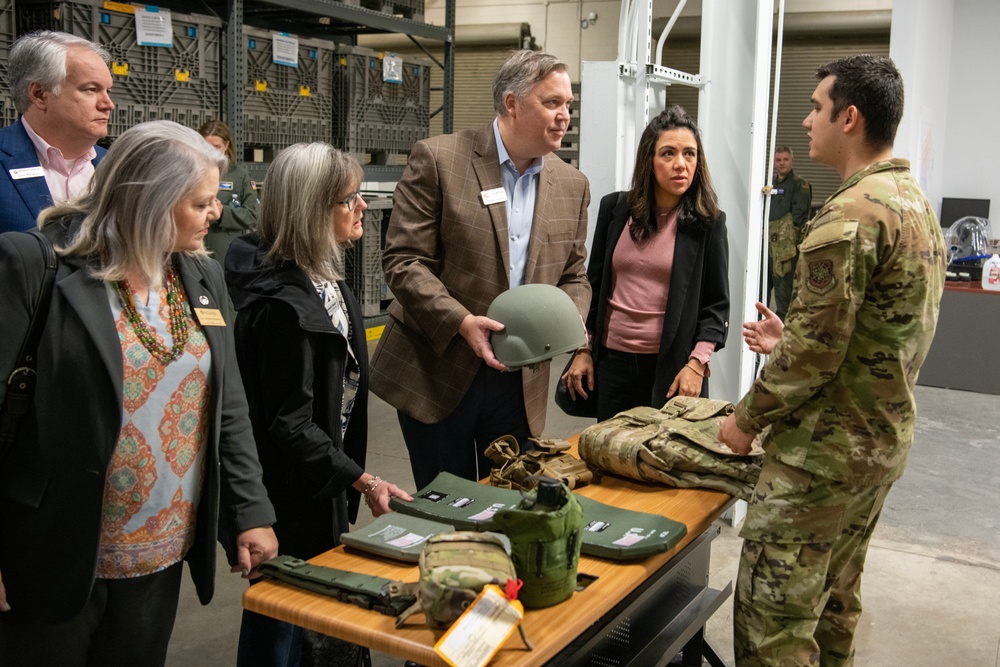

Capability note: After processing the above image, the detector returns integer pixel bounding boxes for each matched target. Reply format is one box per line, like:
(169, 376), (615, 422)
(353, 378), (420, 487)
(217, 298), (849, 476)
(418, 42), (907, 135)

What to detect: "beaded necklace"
(113, 263), (190, 365)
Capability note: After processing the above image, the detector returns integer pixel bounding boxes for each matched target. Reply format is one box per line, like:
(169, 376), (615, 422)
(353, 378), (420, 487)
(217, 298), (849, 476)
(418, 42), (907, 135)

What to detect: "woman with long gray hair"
(225, 143), (412, 666)
(0, 120), (278, 666)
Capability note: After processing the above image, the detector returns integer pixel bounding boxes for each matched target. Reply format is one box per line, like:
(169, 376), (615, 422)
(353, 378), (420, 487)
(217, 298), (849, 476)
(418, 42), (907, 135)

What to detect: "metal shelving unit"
(215, 0), (454, 178)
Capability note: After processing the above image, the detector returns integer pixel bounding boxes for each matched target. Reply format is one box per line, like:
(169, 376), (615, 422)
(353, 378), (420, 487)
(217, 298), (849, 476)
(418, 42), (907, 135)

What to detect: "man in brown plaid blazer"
(369, 50), (591, 489)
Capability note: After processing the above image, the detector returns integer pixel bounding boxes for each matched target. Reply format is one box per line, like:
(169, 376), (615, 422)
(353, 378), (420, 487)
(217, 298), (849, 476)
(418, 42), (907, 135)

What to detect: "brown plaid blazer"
(369, 123), (591, 435)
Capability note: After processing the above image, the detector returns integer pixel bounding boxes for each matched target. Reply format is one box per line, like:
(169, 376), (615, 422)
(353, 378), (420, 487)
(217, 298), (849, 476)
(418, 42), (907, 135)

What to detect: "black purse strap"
(0, 230), (58, 455)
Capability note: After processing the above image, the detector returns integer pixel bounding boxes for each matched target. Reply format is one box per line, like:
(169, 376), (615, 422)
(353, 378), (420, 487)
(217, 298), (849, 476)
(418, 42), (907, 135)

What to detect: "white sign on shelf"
(135, 7), (173, 48)
(383, 53), (402, 84)
(272, 32), (299, 68)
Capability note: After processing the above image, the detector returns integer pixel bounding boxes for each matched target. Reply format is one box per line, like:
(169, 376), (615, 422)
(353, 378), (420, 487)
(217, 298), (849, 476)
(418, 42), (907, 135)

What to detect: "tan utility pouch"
(486, 436), (593, 491)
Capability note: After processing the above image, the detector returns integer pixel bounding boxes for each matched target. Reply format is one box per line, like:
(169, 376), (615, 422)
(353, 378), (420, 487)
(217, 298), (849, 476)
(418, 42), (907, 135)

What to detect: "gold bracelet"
(684, 362), (705, 377)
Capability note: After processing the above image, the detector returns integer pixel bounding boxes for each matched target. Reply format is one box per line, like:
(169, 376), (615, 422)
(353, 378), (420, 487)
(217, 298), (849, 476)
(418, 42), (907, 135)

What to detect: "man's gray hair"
(775, 145), (794, 158)
(40, 120), (227, 288)
(9, 31), (111, 113)
(492, 50), (567, 116)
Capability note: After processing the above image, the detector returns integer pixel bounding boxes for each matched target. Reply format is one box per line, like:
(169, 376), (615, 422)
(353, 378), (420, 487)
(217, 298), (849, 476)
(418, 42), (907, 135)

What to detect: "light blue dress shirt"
(493, 119), (543, 288)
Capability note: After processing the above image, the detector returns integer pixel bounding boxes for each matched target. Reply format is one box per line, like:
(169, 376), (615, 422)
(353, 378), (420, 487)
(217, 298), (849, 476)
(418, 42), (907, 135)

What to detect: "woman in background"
(226, 143), (411, 666)
(0, 120), (277, 667)
(198, 120), (260, 263)
(562, 105), (730, 420)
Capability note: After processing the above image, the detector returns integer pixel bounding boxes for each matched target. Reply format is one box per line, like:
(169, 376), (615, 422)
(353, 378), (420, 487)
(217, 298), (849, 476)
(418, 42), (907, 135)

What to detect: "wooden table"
(244, 470), (734, 666)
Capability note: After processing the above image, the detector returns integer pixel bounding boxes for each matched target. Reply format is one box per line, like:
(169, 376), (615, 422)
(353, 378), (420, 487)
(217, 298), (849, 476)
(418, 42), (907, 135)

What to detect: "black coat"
(225, 234), (368, 560)
(0, 220), (275, 623)
(587, 191), (730, 405)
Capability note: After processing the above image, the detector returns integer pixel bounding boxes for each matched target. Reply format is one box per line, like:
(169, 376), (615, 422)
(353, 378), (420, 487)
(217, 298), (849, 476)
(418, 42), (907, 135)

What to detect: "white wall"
(940, 0), (1000, 226)
(890, 0), (955, 219)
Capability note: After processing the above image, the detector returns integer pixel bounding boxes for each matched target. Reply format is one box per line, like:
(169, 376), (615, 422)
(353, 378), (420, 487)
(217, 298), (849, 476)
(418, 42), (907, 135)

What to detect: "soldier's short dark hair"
(817, 55), (903, 151)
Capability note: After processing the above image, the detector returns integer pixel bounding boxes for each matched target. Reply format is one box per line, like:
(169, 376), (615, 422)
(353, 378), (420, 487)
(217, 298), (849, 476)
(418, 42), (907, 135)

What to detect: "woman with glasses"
(224, 143), (412, 666)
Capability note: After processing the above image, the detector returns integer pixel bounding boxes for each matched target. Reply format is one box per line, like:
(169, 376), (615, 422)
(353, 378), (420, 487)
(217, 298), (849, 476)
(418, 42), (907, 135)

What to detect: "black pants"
(595, 348), (660, 422)
(0, 561), (183, 667)
(399, 363), (530, 489)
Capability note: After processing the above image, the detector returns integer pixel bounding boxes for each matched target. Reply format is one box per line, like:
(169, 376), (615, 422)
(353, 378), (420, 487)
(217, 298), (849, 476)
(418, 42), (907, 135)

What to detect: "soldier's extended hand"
(561, 349), (594, 400)
(718, 413), (755, 455)
(744, 301), (784, 355)
(0, 567), (9, 612)
(459, 314), (509, 371)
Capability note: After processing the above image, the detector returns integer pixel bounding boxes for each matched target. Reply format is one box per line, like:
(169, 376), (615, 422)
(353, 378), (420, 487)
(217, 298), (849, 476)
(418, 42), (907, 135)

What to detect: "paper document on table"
(434, 584), (524, 667)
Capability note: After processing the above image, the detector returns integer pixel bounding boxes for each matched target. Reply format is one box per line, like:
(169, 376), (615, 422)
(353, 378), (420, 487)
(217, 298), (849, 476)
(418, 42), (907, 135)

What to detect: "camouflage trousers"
(734, 456), (892, 667)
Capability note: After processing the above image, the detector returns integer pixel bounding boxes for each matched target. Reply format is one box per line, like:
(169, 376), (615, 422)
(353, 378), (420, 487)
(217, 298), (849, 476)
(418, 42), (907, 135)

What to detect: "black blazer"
(225, 234), (369, 560)
(0, 221), (276, 623)
(586, 191), (730, 405)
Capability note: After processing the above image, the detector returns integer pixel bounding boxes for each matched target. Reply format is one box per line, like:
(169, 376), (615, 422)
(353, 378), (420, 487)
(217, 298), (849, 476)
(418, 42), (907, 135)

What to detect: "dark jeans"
(0, 561), (183, 667)
(237, 592), (303, 667)
(595, 348), (660, 422)
(399, 362), (530, 489)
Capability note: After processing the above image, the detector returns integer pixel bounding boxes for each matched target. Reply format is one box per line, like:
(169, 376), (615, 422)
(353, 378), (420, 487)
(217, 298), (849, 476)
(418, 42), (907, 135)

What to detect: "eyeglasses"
(338, 191), (364, 211)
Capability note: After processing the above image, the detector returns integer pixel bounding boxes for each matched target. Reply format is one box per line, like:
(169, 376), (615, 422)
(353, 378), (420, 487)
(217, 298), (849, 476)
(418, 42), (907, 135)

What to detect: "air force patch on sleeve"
(807, 259), (836, 294)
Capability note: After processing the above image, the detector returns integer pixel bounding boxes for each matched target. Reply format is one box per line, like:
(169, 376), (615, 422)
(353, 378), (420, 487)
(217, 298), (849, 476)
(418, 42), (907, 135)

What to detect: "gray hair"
(492, 50), (568, 116)
(9, 31), (111, 114)
(775, 146), (794, 158)
(257, 142), (364, 282)
(39, 120), (227, 288)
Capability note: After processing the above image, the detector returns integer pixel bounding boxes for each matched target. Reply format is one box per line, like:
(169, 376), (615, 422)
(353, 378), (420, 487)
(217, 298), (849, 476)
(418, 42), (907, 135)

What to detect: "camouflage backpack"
(578, 396), (765, 499)
(769, 212), (801, 276)
(392, 532), (526, 634)
(486, 436), (593, 491)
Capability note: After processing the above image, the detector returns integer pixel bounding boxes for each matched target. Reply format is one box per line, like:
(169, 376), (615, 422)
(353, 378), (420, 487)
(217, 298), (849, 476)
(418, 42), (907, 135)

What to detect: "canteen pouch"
(486, 435), (593, 491)
(492, 479), (584, 609)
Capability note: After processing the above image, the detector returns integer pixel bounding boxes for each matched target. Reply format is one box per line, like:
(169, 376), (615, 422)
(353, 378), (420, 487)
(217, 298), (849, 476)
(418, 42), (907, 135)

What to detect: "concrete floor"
(166, 352), (1000, 666)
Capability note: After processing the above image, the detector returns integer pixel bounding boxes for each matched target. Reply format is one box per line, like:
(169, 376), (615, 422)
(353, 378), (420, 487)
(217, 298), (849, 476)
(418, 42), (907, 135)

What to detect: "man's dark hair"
(817, 54), (903, 151)
(626, 105), (720, 242)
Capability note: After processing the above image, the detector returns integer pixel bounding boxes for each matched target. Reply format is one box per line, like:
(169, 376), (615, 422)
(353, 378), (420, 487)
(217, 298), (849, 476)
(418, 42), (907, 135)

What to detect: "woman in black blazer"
(0, 121), (277, 667)
(563, 106), (730, 420)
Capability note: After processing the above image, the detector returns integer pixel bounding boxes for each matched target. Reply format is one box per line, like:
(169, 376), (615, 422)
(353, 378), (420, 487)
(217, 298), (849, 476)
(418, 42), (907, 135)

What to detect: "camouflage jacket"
(735, 159), (946, 485)
(768, 170), (812, 228)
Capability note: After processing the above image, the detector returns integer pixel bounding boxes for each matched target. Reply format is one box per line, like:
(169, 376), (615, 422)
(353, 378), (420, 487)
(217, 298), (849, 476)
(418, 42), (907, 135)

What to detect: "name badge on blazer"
(194, 308), (226, 326)
(773, 188), (785, 195)
(9, 166), (45, 180)
(480, 187), (507, 206)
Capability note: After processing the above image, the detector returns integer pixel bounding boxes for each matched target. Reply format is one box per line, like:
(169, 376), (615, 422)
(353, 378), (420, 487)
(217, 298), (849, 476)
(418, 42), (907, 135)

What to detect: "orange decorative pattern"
(102, 421), (158, 536)
(159, 368), (210, 478)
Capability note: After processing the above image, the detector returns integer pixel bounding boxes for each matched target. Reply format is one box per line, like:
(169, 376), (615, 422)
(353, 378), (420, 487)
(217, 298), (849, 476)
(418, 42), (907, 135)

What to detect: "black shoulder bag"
(0, 231), (58, 460)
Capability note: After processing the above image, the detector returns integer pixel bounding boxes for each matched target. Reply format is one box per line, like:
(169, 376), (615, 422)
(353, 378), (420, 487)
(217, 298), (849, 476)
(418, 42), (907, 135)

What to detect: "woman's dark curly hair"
(626, 105), (720, 242)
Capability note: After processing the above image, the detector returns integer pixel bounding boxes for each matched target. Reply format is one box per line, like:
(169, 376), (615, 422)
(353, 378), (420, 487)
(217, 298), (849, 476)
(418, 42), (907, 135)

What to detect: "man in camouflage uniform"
(767, 147), (812, 319)
(718, 55), (947, 666)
